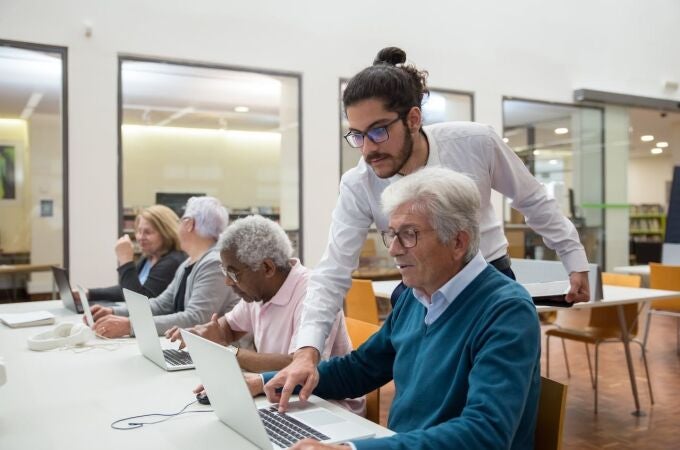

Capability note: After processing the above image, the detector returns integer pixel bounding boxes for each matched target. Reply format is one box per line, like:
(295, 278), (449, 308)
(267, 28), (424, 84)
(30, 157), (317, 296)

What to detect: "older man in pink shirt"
(167, 215), (364, 415)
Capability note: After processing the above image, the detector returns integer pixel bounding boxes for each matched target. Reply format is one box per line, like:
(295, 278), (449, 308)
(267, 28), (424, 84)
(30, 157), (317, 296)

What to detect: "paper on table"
(0, 311), (56, 328)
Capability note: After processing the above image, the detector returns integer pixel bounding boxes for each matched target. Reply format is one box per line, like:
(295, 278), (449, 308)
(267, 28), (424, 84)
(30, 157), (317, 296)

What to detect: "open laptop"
(124, 288), (193, 371)
(181, 330), (375, 449)
(75, 285), (95, 327)
(52, 266), (117, 314)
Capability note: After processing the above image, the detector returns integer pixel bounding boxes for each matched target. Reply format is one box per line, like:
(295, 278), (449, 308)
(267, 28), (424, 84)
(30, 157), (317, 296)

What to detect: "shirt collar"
(267, 259), (304, 307)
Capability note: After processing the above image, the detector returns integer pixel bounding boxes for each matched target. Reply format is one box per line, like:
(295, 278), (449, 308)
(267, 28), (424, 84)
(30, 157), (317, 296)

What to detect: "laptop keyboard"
(163, 349), (193, 366)
(259, 406), (330, 448)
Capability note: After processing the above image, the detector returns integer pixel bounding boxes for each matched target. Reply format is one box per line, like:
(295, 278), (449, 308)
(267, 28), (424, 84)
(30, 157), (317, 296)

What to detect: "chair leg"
(594, 342), (600, 414)
(676, 318), (679, 356)
(642, 310), (653, 353)
(585, 343), (595, 389)
(561, 338), (571, 378)
(545, 334), (550, 377)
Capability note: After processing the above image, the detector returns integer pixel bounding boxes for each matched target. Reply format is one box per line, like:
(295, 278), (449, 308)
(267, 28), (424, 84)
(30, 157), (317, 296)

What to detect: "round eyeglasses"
(343, 116), (403, 149)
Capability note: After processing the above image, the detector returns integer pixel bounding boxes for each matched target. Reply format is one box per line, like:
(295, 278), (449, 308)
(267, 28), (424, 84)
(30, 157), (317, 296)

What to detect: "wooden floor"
(378, 315), (680, 449)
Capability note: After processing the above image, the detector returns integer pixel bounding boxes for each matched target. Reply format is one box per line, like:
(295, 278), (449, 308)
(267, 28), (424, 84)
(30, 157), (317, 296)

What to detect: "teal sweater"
(313, 266), (541, 449)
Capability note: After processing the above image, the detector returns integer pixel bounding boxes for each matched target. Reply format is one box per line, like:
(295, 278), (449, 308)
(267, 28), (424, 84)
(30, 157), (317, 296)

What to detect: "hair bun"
(373, 47), (407, 66)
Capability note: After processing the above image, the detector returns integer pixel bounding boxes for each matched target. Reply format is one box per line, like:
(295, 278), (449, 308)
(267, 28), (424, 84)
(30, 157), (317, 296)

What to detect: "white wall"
(628, 155), (675, 206)
(1, 0), (680, 286)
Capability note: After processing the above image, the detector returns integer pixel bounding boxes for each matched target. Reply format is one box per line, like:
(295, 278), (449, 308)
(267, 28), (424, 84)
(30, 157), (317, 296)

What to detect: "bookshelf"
(629, 204), (666, 264)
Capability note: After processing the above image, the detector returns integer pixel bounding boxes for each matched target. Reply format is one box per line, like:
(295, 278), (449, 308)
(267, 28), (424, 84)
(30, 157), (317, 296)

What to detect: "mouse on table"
(196, 391), (211, 405)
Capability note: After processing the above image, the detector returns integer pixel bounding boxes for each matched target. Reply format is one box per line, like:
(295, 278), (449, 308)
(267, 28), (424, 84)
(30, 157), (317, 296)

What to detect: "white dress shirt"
(297, 121), (588, 352)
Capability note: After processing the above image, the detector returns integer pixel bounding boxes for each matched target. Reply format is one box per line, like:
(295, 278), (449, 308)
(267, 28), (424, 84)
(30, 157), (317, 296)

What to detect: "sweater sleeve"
(87, 285), (125, 302)
(352, 298), (541, 450)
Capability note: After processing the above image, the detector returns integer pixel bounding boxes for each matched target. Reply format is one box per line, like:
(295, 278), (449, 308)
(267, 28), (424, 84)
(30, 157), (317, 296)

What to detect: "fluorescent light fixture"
(656, 141), (669, 148)
(20, 92), (44, 119)
(502, 137), (509, 143)
(554, 127), (569, 135)
(641, 135), (654, 142)
(651, 148), (663, 155)
(234, 106), (249, 113)
(549, 159), (559, 165)
(533, 150), (541, 156)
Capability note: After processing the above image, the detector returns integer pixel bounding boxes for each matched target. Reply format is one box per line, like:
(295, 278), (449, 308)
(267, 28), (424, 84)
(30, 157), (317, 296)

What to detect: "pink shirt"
(225, 259), (365, 415)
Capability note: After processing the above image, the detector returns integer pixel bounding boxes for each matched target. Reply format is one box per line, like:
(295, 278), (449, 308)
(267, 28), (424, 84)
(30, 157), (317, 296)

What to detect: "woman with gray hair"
(90, 196), (241, 338)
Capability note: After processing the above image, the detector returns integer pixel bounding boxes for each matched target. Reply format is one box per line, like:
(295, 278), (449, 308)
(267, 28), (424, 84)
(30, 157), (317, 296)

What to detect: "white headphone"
(27, 322), (95, 351)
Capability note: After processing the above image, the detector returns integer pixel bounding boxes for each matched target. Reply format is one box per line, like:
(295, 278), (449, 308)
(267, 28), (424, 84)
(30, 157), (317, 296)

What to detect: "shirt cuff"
(294, 325), (328, 353)
(559, 249), (590, 274)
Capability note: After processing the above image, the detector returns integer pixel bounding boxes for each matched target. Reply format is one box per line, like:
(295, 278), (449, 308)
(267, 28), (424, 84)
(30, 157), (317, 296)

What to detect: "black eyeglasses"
(380, 228), (434, 249)
(343, 116), (403, 149)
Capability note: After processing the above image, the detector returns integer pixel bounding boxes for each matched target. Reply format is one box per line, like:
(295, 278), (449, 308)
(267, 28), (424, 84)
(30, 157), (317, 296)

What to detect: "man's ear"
(449, 230), (471, 262)
(406, 106), (422, 133)
(261, 259), (278, 278)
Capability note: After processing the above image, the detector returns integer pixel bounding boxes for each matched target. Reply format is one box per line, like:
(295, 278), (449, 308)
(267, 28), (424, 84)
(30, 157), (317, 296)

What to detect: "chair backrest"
(588, 272), (642, 335)
(535, 376), (568, 450)
(344, 317), (381, 424)
(649, 263), (680, 312)
(345, 279), (380, 325)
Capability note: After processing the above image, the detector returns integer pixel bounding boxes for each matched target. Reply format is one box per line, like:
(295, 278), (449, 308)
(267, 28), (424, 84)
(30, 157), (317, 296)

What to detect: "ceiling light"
(533, 150), (541, 156)
(549, 159), (558, 165)
(554, 128), (568, 135)
(656, 141), (669, 148)
(234, 106), (249, 113)
(641, 135), (654, 142)
(502, 137), (509, 143)
(651, 148), (663, 155)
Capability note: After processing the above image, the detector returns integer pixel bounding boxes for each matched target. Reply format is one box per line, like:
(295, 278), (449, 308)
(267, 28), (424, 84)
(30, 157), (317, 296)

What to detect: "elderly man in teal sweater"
(262, 166), (541, 450)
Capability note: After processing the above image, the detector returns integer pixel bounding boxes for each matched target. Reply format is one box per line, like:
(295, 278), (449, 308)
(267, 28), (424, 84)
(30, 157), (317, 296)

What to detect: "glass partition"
(339, 82), (473, 278)
(503, 98), (605, 267)
(0, 41), (67, 300)
(119, 58), (301, 256)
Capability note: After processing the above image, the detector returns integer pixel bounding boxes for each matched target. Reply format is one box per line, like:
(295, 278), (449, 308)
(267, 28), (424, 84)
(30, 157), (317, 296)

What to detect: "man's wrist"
(295, 346), (320, 365)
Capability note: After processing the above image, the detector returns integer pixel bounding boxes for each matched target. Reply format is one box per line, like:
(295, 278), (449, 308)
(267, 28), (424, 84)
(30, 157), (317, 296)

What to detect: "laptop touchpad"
(294, 410), (344, 427)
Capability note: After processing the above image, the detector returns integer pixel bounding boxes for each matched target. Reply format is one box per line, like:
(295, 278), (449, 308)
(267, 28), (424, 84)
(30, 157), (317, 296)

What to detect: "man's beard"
(368, 131), (414, 179)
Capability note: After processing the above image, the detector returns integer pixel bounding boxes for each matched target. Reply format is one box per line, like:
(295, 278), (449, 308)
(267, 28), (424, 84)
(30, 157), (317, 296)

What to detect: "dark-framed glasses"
(380, 228), (433, 249)
(343, 116), (403, 148)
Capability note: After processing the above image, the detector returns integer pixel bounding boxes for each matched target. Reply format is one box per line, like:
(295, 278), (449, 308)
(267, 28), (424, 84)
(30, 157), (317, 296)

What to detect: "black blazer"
(88, 250), (187, 302)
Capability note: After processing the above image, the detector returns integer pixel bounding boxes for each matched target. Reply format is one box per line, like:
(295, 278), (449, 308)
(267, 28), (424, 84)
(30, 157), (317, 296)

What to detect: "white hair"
(218, 215), (293, 271)
(182, 196), (229, 240)
(381, 167), (481, 262)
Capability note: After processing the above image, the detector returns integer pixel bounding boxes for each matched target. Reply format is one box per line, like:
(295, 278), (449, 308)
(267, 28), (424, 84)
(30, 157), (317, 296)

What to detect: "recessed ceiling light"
(656, 141), (669, 148)
(502, 137), (509, 143)
(641, 135), (654, 142)
(651, 148), (663, 155)
(533, 150), (541, 156)
(234, 106), (249, 113)
(554, 128), (569, 135)
(549, 159), (559, 165)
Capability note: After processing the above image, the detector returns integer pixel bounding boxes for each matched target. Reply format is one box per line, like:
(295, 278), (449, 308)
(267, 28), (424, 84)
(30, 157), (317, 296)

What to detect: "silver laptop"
(180, 330), (375, 449)
(124, 288), (193, 371)
(52, 266), (116, 313)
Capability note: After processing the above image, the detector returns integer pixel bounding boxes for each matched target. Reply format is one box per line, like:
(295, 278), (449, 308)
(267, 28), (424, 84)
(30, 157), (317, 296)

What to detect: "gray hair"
(183, 196), (229, 240)
(218, 215), (293, 271)
(381, 167), (481, 262)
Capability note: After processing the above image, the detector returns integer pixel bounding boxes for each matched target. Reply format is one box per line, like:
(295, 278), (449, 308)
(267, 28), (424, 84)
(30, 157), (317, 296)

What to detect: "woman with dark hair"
(85, 205), (186, 302)
(269, 46), (591, 412)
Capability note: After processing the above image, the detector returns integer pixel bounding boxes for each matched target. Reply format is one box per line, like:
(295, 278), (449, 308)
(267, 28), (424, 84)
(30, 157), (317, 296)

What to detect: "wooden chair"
(345, 279), (380, 325)
(344, 316), (381, 424)
(545, 272), (653, 413)
(534, 376), (568, 450)
(643, 263), (680, 354)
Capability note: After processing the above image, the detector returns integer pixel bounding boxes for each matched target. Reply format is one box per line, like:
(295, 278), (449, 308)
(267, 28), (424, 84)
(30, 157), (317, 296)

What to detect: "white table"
(373, 280), (680, 416)
(0, 301), (391, 450)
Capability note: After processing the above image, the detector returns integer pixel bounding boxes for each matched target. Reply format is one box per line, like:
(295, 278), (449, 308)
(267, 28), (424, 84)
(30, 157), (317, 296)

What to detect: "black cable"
(111, 399), (214, 430)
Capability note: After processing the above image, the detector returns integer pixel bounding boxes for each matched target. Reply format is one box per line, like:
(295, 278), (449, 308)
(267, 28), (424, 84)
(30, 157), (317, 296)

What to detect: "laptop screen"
(51, 266), (82, 313)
